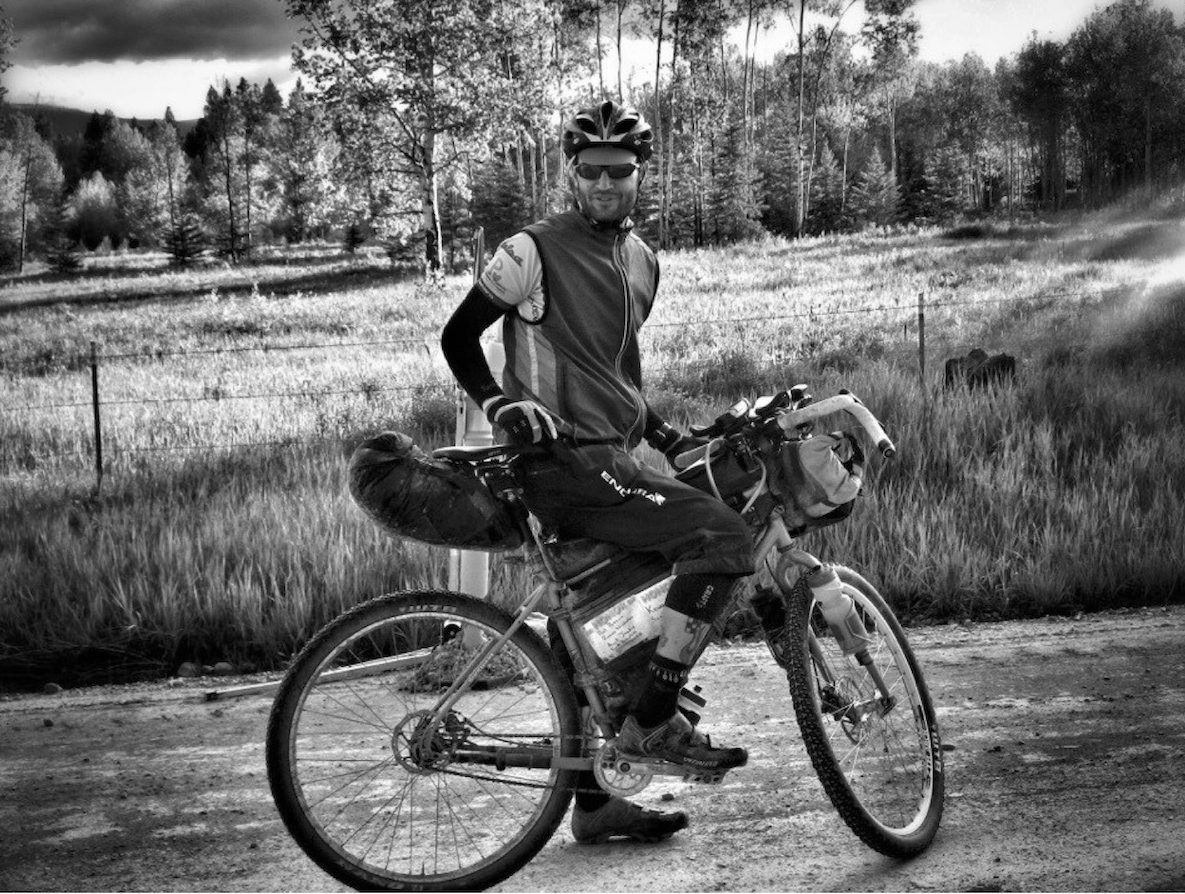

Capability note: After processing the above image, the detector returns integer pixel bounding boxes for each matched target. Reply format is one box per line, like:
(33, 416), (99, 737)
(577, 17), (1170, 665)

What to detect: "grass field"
(3, 208), (1184, 687)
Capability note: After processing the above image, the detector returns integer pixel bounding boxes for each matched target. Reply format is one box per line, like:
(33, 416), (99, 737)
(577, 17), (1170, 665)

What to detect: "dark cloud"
(7, 0), (304, 65)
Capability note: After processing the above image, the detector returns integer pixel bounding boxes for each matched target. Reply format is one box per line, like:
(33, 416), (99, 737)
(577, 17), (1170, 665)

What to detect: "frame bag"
(348, 431), (524, 551)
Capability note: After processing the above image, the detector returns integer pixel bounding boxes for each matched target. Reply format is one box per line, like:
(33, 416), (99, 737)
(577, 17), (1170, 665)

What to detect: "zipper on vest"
(613, 233), (647, 445)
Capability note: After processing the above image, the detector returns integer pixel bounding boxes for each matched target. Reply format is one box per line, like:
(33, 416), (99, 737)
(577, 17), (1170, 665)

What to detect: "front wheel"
(780, 567), (945, 857)
(266, 590), (582, 891)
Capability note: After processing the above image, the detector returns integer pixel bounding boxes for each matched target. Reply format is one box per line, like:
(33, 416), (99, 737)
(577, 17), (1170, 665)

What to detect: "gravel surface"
(1, 606), (1183, 892)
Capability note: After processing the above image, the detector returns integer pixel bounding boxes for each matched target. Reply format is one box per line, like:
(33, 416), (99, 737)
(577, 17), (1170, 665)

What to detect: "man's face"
(571, 146), (640, 224)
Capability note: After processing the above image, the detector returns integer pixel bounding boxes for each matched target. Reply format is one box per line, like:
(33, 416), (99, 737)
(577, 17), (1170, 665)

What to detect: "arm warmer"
(440, 284), (511, 410)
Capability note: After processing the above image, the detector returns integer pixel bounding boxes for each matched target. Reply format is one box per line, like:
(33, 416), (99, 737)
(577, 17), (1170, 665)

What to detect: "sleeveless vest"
(501, 211), (659, 448)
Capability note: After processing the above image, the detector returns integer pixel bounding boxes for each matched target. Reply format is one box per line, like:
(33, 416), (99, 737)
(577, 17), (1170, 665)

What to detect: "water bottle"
(806, 565), (873, 655)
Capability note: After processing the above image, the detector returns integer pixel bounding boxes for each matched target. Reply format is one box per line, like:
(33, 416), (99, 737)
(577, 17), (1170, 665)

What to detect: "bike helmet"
(562, 100), (654, 163)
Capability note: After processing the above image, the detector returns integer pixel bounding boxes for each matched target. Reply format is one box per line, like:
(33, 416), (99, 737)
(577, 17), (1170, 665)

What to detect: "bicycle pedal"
(683, 768), (728, 784)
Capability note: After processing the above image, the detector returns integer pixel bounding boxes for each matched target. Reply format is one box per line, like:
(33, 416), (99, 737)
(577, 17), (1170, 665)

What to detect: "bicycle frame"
(419, 391), (899, 768)
(416, 509), (838, 771)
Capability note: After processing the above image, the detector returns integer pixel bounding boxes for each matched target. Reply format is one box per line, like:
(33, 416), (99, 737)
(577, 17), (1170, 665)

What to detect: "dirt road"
(2, 606), (1183, 892)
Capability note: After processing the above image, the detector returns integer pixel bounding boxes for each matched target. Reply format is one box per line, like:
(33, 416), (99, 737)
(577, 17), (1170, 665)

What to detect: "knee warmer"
(664, 572), (742, 623)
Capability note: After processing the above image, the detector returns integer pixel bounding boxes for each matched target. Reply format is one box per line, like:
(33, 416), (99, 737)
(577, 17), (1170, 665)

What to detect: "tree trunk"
(794, 0), (806, 236)
(692, 97), (704, 246)
(742, 0), (754, 148)
(539, 127), (550, 215)
(18, 150), (30, 274)
(804, 109), (818, 226)
(243, 122), (253, 260)
(840, 127), (850, 220)
(421, 129), (442, 272)
(596, 2), (606, 97)
(221, 117), (238, 261)
(164, 148), (178, 232)
(664, 0), (680, 246)
(1144, 96), (1152, 198)
(527, 133), (539, 217)
(616, 0), (624, 100)
(653, 0), (667, 248)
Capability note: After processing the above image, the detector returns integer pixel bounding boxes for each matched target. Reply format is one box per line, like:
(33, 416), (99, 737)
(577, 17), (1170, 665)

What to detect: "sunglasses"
(574, 162), (639, 180)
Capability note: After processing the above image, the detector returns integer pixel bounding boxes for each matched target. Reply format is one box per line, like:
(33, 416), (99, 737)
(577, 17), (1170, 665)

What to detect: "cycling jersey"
(477, 210), (659, 448)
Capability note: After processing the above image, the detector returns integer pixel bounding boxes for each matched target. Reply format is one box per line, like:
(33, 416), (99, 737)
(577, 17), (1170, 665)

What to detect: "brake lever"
(690, 397), (752, 438)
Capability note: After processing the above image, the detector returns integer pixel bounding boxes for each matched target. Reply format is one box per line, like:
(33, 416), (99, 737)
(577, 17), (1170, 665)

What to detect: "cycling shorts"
(516, 443), (754, 577)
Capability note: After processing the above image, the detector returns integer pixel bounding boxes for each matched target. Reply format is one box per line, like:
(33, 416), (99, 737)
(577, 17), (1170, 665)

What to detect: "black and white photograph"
(2, 0), (1184, 890)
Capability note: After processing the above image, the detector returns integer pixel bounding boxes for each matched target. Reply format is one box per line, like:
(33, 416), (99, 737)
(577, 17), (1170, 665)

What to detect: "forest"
(3, 0), (1185, 275)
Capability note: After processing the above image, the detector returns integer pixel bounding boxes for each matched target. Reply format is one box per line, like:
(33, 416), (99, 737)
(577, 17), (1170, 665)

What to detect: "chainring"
(591, 741), (652, 797)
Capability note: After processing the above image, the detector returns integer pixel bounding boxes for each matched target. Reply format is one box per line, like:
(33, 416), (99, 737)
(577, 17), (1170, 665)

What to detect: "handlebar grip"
(778, 393), (896, 459)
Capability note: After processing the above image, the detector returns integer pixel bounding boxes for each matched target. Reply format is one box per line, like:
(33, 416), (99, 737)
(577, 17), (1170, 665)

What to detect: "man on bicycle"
(441, 100), (752, 844)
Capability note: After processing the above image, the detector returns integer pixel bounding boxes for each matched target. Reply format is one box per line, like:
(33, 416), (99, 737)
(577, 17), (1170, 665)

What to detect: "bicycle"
(266, 389), (945, 891)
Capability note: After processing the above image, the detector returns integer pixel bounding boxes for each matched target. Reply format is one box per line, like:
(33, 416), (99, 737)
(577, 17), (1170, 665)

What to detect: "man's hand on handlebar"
(647, 422), (708, 471)
(663, 432), (708, 471)
(484, 397), (563, 445)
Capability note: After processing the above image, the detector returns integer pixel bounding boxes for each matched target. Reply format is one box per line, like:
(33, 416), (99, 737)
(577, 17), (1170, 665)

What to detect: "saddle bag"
(348, 431), (524, 551)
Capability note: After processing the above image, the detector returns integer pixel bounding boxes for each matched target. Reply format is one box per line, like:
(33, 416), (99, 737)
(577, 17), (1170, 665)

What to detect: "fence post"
(916, 290), (926, 390)
(90, 340), (103, 493)
(917, 291), (930, 442)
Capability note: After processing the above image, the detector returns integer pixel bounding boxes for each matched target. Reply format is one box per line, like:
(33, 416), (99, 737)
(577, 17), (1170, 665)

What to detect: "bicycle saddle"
(433, 444), (542, 463)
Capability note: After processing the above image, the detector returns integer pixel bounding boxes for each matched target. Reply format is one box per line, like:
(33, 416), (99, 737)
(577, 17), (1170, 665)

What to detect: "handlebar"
(776, 393), (896, 459)
(674, 389), (896, 470)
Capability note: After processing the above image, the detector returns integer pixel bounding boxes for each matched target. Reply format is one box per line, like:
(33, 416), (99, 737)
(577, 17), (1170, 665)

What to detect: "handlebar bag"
(770, 432), (864, 533)
(348, 431), (524, 551)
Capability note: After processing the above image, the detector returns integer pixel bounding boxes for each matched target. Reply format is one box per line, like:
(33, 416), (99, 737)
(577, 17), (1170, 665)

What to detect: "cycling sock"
(632, 654), (689, 728)
(574, 770), (612, 811)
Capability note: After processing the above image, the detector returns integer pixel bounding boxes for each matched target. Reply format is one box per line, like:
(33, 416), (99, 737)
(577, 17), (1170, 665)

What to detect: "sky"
(3, 0), (1183, 121)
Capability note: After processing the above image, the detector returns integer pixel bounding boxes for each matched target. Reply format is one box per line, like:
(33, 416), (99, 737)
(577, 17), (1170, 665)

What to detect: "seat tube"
(551, 613), (614, 725)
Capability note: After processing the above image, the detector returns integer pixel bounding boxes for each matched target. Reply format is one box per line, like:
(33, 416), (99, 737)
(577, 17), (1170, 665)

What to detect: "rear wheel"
(781, 567), (944, 857)
(266, 590), (581, 891)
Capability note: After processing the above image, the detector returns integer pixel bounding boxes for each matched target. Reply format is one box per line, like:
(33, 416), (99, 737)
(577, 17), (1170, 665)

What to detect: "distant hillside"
(9, 103), (199, 138)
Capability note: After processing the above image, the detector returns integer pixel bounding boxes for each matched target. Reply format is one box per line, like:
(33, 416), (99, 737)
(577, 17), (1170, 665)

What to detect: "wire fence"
(2, 287), (1087, 488)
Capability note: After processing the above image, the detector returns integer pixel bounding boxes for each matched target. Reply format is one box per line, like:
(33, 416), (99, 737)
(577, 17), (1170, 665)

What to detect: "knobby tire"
(780, 567), (945, 857)
(266, 590), (582, 892)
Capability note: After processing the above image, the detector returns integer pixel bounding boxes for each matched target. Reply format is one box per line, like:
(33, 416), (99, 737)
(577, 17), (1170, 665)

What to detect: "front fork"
(760, 522), (896, 714)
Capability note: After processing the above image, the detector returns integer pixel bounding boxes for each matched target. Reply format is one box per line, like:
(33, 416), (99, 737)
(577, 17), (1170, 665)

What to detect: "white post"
(447, 338), (505, 597)
(448, 229), (501, 647)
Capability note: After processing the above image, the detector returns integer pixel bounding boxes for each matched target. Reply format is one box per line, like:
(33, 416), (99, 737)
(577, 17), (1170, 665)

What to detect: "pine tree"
(343, 220), (368, 254)
(757, 111), (801, 238)
(848, 149), (900, 228)
(43, 194), (83, 273)
(807, 137), (846, 233)
(928, 144), (965, 222)
(707, 115), (764, 244)
(277, 80), (338, 243)
(468, 153), (532, 249)
(165, 214), (207, 266)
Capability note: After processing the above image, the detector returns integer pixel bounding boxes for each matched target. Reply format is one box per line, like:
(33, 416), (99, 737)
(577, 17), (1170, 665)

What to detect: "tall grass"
(2, 216), (1184, 685)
